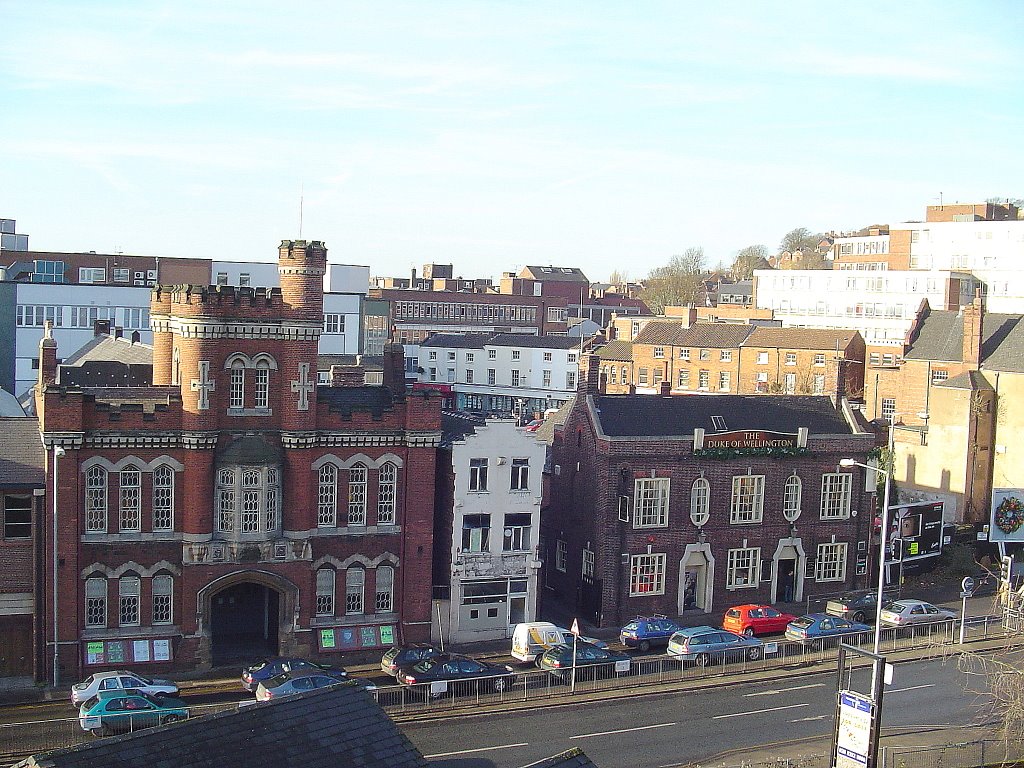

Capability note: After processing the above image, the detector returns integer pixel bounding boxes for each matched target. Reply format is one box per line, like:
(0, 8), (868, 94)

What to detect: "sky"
(2, 2), (1023, 283)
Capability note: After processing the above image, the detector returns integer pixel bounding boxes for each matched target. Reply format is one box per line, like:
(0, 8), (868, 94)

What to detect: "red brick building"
(543, 362), (876, 627)
(35, 240), (441, 682)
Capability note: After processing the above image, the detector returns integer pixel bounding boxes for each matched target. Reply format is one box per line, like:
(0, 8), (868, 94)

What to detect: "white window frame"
(377, 462), (397, 525)
(119, 576), (141, 627)
(783, 474), (802, 522)
(348, 464), (368, 526)
(119, 466), (142, 532)
(152, 574), (173, 625)
(815, 542), (848, 582)
(690, 477), (710, 526)
(729, 474), (765, 524)
(318, 464), (338, 526)
(629, 553), (666, 596)
(152, 465), (174, 531)
(726, 547), (760, 590)
(555, 539), (567, 572)
(510, 458), (529, 491)
(633, 477), (670, 528)
(375, 566), (394, 612)
(85, 466), (108, 533)
(345, 568), (364, 615)
(469, 458), (488, 492)
(820, 473), (852, 520)
(85, 577), (107, 627)
(316, 568), (335, 616)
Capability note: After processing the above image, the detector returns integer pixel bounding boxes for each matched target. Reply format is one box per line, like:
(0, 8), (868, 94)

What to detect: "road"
(402, 656), (988, 768)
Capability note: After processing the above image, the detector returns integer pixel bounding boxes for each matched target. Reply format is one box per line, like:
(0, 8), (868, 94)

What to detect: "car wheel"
(746, 647), (762, 661)
(162, 714), (183, 725)
(743, 627), (755, 637)
(98, 726), (112, 738)
(853, 612), (866, 624)
(493, 677), (507, 693)
(695, 653), (711, 667)
(638, 640), (651, 652)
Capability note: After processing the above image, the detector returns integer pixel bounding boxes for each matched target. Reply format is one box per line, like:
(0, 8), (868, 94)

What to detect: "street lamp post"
(839, 421), (895, 659)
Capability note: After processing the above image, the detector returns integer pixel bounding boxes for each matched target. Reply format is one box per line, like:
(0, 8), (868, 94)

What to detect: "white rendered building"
(417, 333), (582, 416)
(435, 416), (545, 644)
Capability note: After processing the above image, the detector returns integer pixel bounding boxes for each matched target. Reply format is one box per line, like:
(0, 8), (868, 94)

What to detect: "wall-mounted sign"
(318, 624), (398, 653)
(990, 489), (1024, 543)
(693, 429), (807, 458)
(84, 638), (174, 666)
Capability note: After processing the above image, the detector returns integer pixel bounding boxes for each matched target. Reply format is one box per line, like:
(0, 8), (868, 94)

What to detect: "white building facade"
(417, 333), (582, 416)
(439, 418), (545, 644)
(753, 269), (981, 346)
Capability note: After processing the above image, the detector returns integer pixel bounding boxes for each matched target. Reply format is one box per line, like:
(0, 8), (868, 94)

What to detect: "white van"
(511, 622), (568, 663)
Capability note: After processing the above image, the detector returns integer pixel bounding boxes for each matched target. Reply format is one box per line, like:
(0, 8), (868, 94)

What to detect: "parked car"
(619, 616), (683, 652)
(785, 613), (871, 643)
(536, 640), (631, 677)
(511, 622), (609, 663)
(71, 671), (179, 706)
(554, 627), (608, 649)
(879, 600), (958, 626)
(666, 626), (764, 665)
(79, 690), (188, 735)
(721, 605), (797, 637)
(255, 669), (350, 701)
(395, 654), (515, 693)
(241, 658), (346, 692)
(381, 644), (445, 676)
(825, 590), (894, 624)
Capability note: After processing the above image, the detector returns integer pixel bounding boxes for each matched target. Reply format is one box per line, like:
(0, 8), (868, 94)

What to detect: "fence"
(689, 738), (1024, 768)
(0, 615), (1009, 765)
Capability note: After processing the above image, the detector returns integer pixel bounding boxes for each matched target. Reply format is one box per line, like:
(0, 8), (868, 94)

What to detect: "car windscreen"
(265, 673), (291, 687)
(790, 617), (814, 629)
(887, 602), (909, 612)
(622, 622), (639, 631)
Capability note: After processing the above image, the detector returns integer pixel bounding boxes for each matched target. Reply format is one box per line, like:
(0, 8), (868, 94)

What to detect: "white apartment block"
(753, 269), (981, 346)
(438, 417), (545, 644)
(5, 261), (370, 397)
(418, 333), (581, 416)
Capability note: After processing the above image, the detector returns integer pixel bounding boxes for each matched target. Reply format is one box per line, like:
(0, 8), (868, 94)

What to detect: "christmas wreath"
(995, 495), (1024, 535)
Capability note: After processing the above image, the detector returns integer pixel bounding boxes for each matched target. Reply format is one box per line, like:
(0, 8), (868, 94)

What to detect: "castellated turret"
(278, 239), (327, 320)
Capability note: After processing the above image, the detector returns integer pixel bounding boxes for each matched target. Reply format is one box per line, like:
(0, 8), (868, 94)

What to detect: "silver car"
(70, 671), (179, 706)
(255, 671), (375, 701)
(879, 599), (957, 626)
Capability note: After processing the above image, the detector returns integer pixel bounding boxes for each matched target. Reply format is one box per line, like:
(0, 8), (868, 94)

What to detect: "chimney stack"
(39, 321), (58, 387)
(330, 363), (366, 387)
(962, 289), (984, 368)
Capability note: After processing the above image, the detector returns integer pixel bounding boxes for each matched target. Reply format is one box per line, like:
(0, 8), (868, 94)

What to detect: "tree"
(779, 227), (829, 270)
(731, 244), (770, 280)
(640, 247), (706, 314)
(607, 269), (629, 285)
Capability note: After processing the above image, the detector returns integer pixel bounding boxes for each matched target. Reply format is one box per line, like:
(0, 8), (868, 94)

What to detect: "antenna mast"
(299, 183), (304, 238)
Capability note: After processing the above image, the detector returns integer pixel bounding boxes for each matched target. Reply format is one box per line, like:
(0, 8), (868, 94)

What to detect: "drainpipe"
(52, 445), (66, 688)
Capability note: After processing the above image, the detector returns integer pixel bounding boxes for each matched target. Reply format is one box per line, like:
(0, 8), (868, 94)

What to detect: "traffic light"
(890, 538), (903, 561)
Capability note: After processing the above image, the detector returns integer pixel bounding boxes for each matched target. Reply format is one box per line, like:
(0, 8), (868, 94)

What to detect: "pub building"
(35, 241), (441, 681)
(543, 362), (877, 627)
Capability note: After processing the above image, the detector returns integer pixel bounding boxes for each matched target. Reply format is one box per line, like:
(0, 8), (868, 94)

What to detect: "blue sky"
(2, 1), (1022, 282)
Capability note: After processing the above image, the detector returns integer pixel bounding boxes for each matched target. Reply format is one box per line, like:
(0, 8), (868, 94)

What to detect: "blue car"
(666, 626), (764, 665)
(785, 613), (871, 643)
(619, 616), (683, 651)
(241, 658), (347, 692)
(79, 690), (188, 735)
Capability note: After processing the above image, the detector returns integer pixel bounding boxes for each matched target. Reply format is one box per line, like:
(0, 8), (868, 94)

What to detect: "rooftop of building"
(0, 416), (45, 487)
(520, 265), (590, 282)
(591, 394), (854, 438)
(632, 321), (754, 348)
(743, 326), (861, 351)
(13, 683), (427, 768)
(595, 340), (633, 361)
(420, 332), (584, 350)
(440, 410), (486, 447)
(904, 309), (1024, 372)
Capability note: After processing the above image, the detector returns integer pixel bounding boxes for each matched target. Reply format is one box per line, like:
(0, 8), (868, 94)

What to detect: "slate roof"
(0, 417), (45, 488)
(526, 747), (600, 768)
(420, 332), (584, 350)
(743, 326), (859, 350)
(420, 333), (493, 349)
(633, 322), (754, 348)
(592, 394), (852, 437)
(488, 333), (583, 350)
(317, 354), (385, 371)
(904, 311), (1024, 371)
(595, 340), (633, 361)
(61, 335), (154, 367)
(938, 370), (994, 391)
(318, 385), (399, 418)
(534, 396), (575, 446)
(440, 410), (485, 447)
(521, 265), (590, 282)
(216, 435), (283, 464)
(15, 682), (428, 768)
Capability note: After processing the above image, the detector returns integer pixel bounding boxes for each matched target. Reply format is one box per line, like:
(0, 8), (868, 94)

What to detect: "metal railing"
(0, 616), (1009, 765)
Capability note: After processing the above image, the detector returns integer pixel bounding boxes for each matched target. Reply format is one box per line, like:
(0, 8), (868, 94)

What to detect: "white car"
(70, 670), (180, 706)
(879, 600), (958, 627)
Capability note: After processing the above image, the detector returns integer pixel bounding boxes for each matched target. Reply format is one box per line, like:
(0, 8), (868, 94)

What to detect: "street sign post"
(832, 644), (885, 768)
(959, 576), (975, 644)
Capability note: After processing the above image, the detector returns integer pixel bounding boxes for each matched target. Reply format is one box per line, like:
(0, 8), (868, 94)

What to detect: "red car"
(722, 604), (796, 636)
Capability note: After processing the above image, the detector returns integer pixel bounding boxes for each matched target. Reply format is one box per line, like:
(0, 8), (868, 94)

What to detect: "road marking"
(425, 742), (529, 758)
(713, 703), (810, 719)
(746, 683), (826, 697)
(790, 715), (830, 722)
(888, 684), (936, 694)
(570, 722), (677, 740)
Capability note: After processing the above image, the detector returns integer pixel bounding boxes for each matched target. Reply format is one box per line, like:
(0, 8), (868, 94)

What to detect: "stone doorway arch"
(196, 570), (300, 668)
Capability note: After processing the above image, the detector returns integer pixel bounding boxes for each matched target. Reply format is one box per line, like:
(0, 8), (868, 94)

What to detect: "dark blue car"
(241, 658), (346, 692)
(785, 613), (871, 643)
(619, 616), (683, 651)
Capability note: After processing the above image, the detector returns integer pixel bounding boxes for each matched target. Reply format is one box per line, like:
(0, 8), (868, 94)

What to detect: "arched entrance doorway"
(210, 582), (280, 665)
(197, 571), (300, 668)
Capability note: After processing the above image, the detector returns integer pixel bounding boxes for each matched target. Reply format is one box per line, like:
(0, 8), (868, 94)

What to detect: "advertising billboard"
(886, 501), (943, 563)
(990, 488), (1024, 543)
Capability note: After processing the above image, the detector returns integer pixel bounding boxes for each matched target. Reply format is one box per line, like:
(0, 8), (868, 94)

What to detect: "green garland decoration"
(693, 446), (810, 460)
